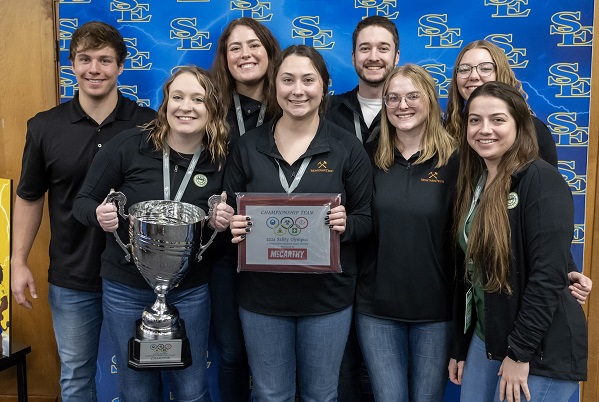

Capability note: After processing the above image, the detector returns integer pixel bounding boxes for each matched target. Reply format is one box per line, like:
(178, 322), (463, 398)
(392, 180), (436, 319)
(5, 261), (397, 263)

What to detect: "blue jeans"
(48, 284), (103, 402)
(461, 334), (579, 402)
(355, 313), (451, 402)
(239, 306), (353, 402)
(209, 250), (250, 402)
(102, 279), (211, 402)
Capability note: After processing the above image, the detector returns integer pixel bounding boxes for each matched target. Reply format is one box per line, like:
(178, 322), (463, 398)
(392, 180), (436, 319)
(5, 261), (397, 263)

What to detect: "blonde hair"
(143, 66), (229, 169)
(375, 65), (456, 171)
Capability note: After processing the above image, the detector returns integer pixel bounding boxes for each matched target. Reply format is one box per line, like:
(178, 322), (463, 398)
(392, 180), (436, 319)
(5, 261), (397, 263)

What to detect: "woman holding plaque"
(224, 45), (372, 401)
(210, 18), (280, 400)
(448, 81), (587, 402)
(354, 64), (458, 402)
(74, 66), (233, 401)
(445, 39), (592, 302)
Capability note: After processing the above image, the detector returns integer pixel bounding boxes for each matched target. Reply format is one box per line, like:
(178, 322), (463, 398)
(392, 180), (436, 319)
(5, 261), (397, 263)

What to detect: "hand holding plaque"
(235, 193), (341, 273)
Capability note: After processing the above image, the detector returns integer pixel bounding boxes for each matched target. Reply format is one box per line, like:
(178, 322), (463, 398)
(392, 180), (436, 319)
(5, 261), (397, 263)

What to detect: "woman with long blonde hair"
(355, 64), (458, 402)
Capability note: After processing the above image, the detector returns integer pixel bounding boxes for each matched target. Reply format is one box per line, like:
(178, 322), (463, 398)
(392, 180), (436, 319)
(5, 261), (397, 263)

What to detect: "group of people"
(11, 15), (591, 402)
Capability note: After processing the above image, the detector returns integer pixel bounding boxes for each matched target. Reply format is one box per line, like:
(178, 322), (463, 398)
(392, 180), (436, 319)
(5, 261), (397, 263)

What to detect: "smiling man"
(327, 16), (400, 144)
(11, 21), (155, 401)
(325, 16), (400, 402)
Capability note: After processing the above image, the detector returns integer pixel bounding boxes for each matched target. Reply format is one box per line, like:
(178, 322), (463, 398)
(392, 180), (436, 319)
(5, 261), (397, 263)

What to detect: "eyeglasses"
(456, 62), (496, 78)
(384, 92), (422, 108)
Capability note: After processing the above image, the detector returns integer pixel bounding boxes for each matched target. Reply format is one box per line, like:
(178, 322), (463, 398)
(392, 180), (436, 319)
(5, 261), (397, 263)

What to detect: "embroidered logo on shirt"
(310, 160), (333, 173)
(193, 174), (208, 187)
(507, 192), (519, 209)
(420, 171), (444, 183)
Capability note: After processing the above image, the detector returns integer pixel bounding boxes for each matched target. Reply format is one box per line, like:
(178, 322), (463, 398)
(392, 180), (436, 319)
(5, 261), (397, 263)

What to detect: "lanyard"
(276, 156), (312, 194)
(463, 170), (487, 243)
(233, 91), (267, 136)
(353, 112), (363, 143)
(162, 143), (202, 201)
(353, 111), (380, 143)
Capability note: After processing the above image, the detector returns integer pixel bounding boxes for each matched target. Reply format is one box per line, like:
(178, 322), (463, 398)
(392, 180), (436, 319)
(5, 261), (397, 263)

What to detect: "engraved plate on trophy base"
(127, 319), (192, 371)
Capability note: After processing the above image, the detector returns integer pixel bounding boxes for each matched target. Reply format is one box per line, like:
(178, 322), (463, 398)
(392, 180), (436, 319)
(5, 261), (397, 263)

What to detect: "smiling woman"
(445, 40), (558, 167)
(73, 66), (233, 402)
(166, 72), (209, 149)
(223, 45), (373, 401)
(450, 81), (587, 402)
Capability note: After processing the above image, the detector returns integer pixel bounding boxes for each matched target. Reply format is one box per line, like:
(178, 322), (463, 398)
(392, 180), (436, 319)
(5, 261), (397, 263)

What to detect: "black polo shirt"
(223, 118), (373, 316)
(356, 146), (460, 322)
(17, 92), (156, 292)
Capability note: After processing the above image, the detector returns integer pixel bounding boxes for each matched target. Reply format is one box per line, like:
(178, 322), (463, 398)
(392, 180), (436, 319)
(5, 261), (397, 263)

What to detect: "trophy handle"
(196, 228), (218, 262)
(196, 193), (222, 262)
(106, 190), (132, 262)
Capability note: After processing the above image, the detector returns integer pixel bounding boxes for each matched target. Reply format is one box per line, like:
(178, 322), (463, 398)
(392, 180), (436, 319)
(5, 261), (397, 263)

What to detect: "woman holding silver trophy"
(74, 66), (233, 401)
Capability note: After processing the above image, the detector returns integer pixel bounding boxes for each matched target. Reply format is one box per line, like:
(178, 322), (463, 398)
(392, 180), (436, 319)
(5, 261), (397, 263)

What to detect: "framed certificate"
(236, 193), (341, 273)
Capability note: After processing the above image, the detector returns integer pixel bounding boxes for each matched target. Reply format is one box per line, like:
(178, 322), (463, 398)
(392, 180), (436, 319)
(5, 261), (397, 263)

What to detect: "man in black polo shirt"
(11, 21), (155, 401)
(327, 16), (399, 144)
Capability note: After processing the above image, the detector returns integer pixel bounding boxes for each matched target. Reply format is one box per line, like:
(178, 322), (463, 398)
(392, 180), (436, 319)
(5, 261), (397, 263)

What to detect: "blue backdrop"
(57, 0), (593, 400)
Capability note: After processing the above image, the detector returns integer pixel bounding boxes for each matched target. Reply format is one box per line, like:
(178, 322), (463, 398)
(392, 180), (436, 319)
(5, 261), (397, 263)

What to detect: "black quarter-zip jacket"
(223, 118), (373, 316)
(74, 127), (225, 289)
(452, 160), (587, 381)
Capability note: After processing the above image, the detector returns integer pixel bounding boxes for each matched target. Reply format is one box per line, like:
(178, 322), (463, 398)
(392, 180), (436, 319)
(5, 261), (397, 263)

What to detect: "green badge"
(193, 174), (208, 188)
(507, 192), (519, 209)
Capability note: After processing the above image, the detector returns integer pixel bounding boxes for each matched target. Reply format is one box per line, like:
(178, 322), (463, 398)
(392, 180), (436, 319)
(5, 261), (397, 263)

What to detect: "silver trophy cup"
(107, 191), (218, 370)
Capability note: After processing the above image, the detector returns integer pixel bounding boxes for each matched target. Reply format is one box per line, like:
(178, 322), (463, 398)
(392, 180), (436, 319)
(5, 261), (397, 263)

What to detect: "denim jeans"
(355, 313), (451, 402)
(239, 305), (353, 402)
(461, 334), (579, 402)
(102, 279), (211, 402)
(338, 321), (364, 402)
(48, 284), (103, 402)
(209, 250), (250, 402)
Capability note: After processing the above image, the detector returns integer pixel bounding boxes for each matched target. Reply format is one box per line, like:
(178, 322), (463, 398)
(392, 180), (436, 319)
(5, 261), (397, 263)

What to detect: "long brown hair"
(375, 65), (456, 171)
(143, 66), (229, 169)
(454, 81), (538, 293)
(445, 40), (528, 141)
(211, 18), (281, 118)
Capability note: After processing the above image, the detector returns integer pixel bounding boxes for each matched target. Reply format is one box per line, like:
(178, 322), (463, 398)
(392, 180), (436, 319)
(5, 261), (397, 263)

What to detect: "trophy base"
(127, 319), (192, 371)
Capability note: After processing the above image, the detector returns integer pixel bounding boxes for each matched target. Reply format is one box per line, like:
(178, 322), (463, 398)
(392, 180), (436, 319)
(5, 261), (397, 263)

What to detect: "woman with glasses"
(445, 40), (558, 166)
(445, 40), (592, 304)
(355, 64), (458, 402)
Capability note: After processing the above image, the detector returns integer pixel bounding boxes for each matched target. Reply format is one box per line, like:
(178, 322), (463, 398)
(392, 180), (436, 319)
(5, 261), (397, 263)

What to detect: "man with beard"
(326, 15), (399, 402)
(327, 16), (399, 144)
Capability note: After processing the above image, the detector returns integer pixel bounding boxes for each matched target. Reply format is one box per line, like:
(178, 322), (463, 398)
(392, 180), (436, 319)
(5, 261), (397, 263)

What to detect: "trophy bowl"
(107, 190), (221, 370)
(127, 199), (206, 370)
(106, 194), (210, 370)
